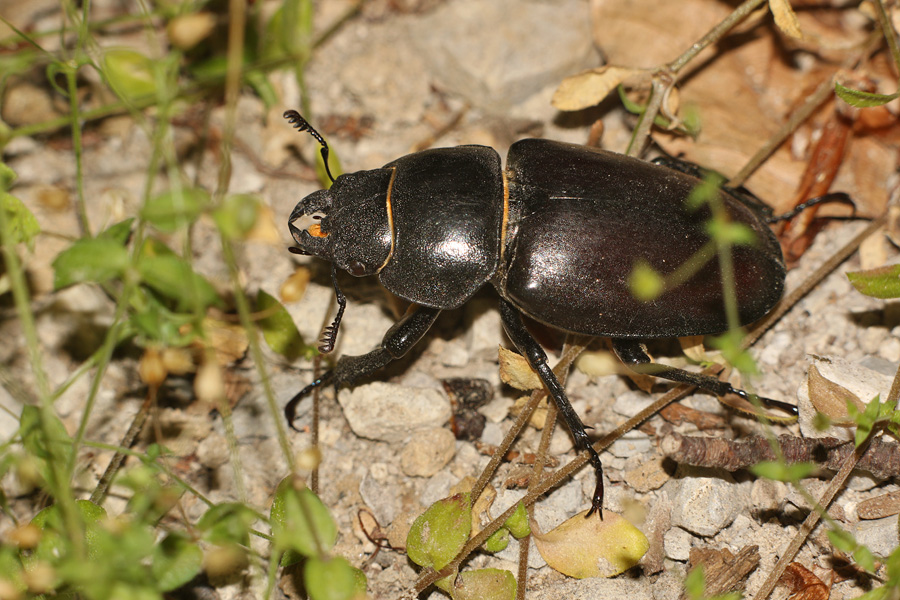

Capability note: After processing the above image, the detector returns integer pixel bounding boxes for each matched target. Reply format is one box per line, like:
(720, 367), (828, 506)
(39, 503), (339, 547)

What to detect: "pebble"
(338, 381), (451, 443)
(623, 454), (670, 492)
(852, 515), (900, 556)
(400, 427), (457, 477)
(664, 526), (694, 561)
(669, 472), (747, 537)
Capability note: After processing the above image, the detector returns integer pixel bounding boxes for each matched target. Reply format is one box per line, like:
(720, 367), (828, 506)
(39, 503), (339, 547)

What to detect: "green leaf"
(704, 221), (757, 246)
(270, 476), (338, 559)
(140, 187), (209, 233)
(52, 238), (130, 289)
(138, 239), (222, 311)
(212, 194), (260, 240)
(103, 48), (157, 100)
(853, 588), (891, 600)
(685, 173), (725, 210)
(98, 218), (135, 245)
(451, 568), (516, 600)
(261, 0), (314, 62)
(531, 509), (648, 578)
(855, 395), (883, 447)
(1, 192), (40, 247)
(303, 556), (366, 600)
(197, 503), (258, 546)
(0, 162), (17, 188)
(684, 564), (706, 600)
(848, 265), (900, 299)
(828, 529), (857, 553)
(835, 82), (900, 108)
(629, 260), (664, 301)
(503, 502), (530, 539)
(152, 532), (203, 592)
(407, 493), (472, 570)
(709, 330), (759, 375)
(19, 405), (72, 461)
(483, 527), (509, 553)
(749, 460), (814, 482)
(257, 290), (309, 360)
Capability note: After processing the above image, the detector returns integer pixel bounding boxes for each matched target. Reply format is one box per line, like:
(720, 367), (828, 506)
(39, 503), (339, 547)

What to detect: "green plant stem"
(65, 64), (91, 237)
(0, 209), (85, 556)
(873, 0), (900, 76)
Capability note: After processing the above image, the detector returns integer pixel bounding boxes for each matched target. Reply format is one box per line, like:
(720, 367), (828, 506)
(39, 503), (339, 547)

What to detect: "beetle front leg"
(285, 304), (442, 425)
(499, 299), (605, 518)
(610, 339), (797, 417)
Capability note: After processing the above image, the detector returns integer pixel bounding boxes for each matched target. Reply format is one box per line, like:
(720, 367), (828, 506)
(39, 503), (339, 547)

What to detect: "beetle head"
(289, 168), (393, 277)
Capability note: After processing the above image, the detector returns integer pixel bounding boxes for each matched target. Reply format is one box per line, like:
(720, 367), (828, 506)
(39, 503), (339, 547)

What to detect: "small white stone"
(338, 382), (451, 443)
(400, 428), (457, 477)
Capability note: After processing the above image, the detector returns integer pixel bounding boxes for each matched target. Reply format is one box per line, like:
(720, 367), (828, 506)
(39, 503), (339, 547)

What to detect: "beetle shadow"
(848, 301), (900, 332)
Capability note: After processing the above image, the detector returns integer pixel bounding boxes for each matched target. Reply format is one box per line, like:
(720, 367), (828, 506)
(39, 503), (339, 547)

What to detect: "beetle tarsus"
(319, 265), (347, 354)
(285, 371), (334, 428)
(611, 339), (798, 418)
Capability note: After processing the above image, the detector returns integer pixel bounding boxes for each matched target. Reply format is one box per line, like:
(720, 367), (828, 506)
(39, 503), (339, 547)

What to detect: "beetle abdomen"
(378, 146), (505, 309)
(499, 139), (785, 338)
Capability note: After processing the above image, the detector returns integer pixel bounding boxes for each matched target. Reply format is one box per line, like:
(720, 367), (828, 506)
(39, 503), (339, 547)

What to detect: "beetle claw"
(284, 371), (335, 428)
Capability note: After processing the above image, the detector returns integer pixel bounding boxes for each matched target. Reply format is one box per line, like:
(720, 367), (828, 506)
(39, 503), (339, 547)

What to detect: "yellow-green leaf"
(532, 510), (648, 578)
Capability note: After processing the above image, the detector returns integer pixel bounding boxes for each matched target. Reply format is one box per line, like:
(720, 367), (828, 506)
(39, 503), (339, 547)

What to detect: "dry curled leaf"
(498, 346), (542, 391)
(769, 0), (803, 40)
(779, 563), (830, 600)
(807, 364), (864, 425)
(531, 511), (648, 578)
(552, 66), (650, 111)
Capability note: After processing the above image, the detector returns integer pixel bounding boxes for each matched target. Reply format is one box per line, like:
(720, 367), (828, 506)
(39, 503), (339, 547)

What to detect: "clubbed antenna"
(283, 110), (336, 184)
(318, 264), (346, 354)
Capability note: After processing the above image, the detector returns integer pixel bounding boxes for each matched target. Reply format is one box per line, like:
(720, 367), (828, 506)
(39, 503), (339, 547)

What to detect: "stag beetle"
(283, 109), (802, 518)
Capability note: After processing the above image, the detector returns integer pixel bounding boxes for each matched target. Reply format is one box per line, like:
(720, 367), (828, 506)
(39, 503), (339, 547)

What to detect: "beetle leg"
(284, 304), (442, 427)
(499, 300), (605, 518)
(610, 339), (798, 417)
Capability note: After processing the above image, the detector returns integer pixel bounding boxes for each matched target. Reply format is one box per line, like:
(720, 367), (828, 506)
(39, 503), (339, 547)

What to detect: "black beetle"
(283, 109), (795, 517)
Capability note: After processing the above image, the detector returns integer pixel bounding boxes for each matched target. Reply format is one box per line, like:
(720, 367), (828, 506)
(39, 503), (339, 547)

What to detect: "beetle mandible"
(282, 109), (793, 518)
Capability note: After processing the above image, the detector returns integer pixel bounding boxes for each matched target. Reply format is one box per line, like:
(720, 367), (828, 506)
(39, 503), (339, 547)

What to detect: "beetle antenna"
(284, 109), (336, 184)
(319, 264), (346, 353)
(766, 192), (854, 223)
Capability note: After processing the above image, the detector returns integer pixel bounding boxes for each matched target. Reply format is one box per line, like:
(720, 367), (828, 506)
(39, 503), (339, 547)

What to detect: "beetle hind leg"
(499, 300), (605, 518)
(611, 339), (797, 417)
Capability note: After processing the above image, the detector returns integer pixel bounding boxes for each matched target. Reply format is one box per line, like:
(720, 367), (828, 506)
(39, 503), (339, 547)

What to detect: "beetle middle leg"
(610, 339), (798, 417)
(285, 304), (442, 425)
(499, 299), (605, 518)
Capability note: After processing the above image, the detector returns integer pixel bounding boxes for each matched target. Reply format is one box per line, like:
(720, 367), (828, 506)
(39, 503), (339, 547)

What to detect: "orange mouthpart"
(308, 223), (328, 238)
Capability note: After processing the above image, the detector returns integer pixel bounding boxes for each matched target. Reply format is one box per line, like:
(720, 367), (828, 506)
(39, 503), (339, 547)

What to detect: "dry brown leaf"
(203, 318), (250, 365)
(552, 66), (649, 111)
(807, 364), (864, 425)
(769, 0), (803, 40)
(280, 267), (311, 303)
(498, 346), (542, 391)
(779, 563), (830, 600)
(679, 336), (708, 363)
